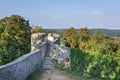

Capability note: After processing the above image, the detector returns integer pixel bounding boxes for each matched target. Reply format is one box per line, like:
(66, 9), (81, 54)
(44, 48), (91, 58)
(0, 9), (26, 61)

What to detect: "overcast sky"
(0, 0), (120, 29)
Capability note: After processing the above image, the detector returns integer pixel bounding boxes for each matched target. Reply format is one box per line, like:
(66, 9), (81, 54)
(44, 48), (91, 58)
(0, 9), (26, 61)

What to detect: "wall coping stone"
(0, 50), (40, 69)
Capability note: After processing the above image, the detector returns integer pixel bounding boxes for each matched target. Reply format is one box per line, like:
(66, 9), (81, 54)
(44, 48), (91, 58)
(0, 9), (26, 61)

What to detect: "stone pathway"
(40, 56), (83, 80)
(38, 68), (84, 80)
(42, 57), (54, 69)
(38, 42), (84, 80)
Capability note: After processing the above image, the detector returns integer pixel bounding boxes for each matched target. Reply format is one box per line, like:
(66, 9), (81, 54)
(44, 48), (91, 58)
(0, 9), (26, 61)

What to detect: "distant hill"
(44, 29), (60, 33)
(90, 29), (120, 37)
(44, 29), (120, 37)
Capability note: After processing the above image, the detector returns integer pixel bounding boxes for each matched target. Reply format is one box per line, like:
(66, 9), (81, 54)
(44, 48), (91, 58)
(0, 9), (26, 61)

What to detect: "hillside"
(44, 28), (120, 37)
(90, 29), (120, 37)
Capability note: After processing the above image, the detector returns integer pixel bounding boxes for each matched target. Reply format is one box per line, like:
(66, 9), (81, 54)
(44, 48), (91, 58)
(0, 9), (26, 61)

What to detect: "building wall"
(0, 42), (47, 80)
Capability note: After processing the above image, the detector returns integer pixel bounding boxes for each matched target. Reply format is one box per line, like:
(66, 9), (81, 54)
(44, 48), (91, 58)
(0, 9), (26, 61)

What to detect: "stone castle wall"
(0, 42), (47, 80)
(50, 38), (70, 64)
(50, 44), (70, 61)
(31, 33), (47, 51)
(31, 33), (60, 51)
(0, 32), (69, 80)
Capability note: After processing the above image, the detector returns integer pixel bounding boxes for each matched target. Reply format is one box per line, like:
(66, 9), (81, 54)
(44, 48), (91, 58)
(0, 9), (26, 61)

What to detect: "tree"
(63, 27), (76, 39)
(91, 30), (107, 44)
(63, 27), (77, 47)
(78, 27), (90, 50)
(62, 27), (120, 56)
(0, 15), (31, 65)
(31, 25), (43, 33)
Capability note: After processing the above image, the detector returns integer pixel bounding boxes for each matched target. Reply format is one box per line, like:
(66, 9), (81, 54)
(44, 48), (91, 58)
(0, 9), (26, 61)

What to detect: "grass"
(26, 68), (44, 80)
(55, 64), (94, 80)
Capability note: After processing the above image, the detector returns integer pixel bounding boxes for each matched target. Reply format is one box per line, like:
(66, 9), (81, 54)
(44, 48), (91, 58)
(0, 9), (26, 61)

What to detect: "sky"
(0, 0), (120, 29)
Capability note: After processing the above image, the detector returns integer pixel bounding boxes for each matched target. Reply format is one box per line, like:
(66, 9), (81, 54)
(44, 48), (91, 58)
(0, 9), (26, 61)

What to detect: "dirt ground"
(37, 68), (84, 80)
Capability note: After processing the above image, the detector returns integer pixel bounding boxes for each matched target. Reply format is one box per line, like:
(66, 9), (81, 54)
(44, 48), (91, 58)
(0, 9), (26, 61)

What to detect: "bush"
(0, 15), (31, 65)
(59, 48), (120, 80)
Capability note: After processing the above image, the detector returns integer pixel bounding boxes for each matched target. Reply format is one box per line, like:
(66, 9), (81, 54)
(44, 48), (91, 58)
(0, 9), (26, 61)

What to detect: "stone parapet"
(0, 42), (47, 80)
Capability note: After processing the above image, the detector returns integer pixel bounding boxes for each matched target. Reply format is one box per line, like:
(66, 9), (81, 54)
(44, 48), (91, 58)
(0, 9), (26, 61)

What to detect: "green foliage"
(90, 29), (120, 37)
(44, 29), (60, 33)
(0, 15), (31, 65)
(31, 25), (43, 33)
(61, 27), (120, 79)
(44, 28), (120, 37)
(91, 30), (106, 44)
(63, 27), (120, 56)
(63, 27), (78, 48)
(60, 48), (120, 80)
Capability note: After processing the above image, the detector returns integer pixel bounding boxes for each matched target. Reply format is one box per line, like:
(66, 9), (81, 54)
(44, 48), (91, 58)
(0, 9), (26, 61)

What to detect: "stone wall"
(0, 42), (47, 80)
(50, 44), (70, 64)
(31, 33), (47, 51)
(47, 33), (59, 42)
(52, 38), (60, 45)
(31, 33), (59, 51)
(50, 37), (70, 64)
(0, 33), (67, 80)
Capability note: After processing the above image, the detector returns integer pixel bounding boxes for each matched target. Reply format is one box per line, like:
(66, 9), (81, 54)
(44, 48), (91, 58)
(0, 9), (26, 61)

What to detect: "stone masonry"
(50, 44), (70, 64)
(0, 42), (47, 80)
(0, 33), (70, 80)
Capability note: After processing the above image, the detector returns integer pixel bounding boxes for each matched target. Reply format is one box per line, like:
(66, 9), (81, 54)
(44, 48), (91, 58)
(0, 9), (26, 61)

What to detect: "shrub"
(59, 48), (120, 80)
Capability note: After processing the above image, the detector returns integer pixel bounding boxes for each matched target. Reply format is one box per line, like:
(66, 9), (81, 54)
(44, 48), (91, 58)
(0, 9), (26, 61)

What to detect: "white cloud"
(90, 11), (104, 16)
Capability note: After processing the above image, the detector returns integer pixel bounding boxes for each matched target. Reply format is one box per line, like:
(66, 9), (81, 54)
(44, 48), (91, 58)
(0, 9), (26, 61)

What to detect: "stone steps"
(42, 57), (54, 69)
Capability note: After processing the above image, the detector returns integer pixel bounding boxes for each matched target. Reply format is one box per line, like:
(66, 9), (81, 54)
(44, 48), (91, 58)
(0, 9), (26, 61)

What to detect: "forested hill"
(44, 29), (120, 37)
(90, 29), (120, 37)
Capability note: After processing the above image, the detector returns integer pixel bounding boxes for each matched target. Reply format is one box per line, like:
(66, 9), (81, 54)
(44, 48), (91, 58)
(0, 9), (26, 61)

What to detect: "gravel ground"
(38, 68), (84, 80)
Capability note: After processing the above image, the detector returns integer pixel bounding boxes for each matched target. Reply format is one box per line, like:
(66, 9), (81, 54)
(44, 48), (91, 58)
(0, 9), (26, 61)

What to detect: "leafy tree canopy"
(31, 25), (43, 33)
(0, 14), (31, 65)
